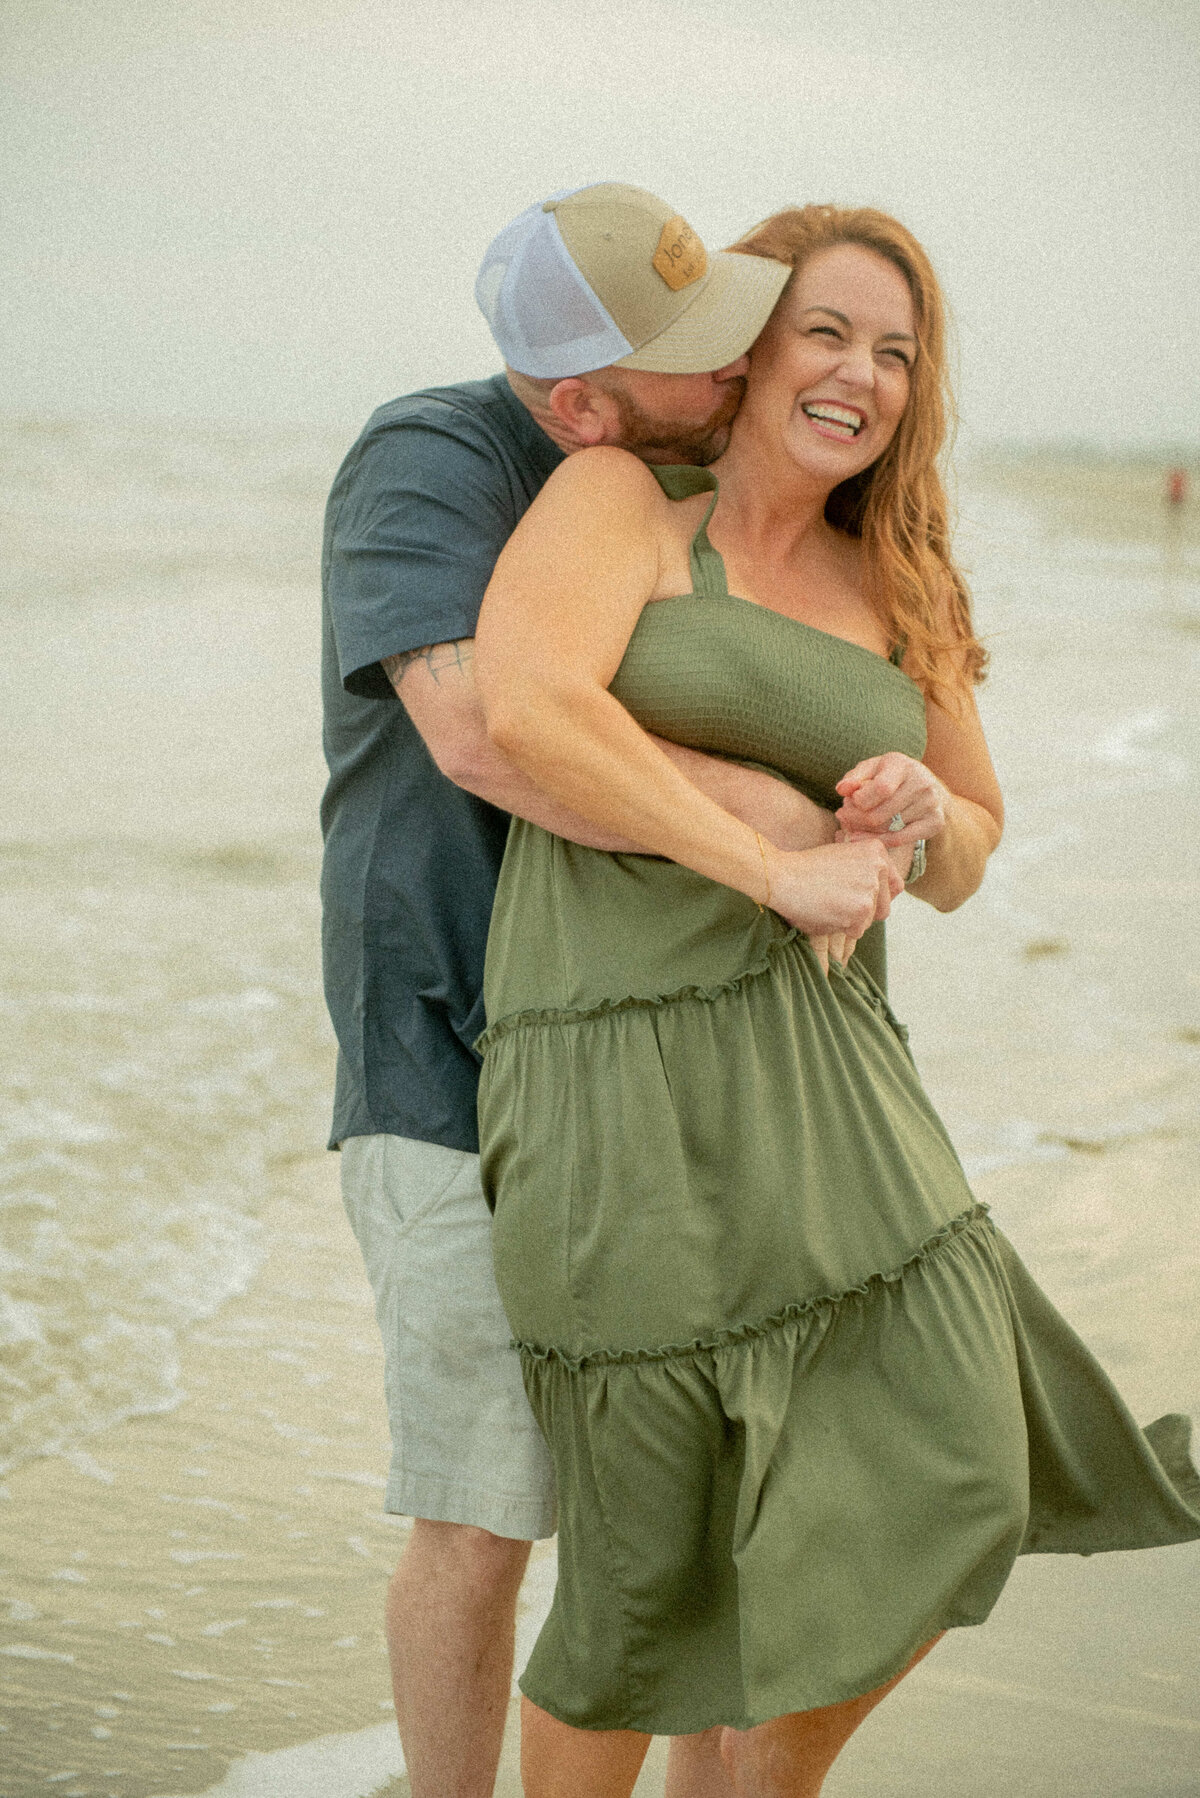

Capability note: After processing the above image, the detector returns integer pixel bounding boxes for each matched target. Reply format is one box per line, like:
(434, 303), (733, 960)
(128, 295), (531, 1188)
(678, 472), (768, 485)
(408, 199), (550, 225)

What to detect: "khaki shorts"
(339, 1133), (556, 1541)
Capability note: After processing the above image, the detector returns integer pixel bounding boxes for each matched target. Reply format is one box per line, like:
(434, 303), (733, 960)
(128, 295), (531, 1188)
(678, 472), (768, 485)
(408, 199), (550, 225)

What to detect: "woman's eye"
(809, 325), (841, 339)
(880, 349), (911, 367)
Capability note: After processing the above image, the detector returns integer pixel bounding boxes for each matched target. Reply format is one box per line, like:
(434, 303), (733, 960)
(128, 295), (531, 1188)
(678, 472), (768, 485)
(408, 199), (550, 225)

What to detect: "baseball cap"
(475, 182), (790, 380)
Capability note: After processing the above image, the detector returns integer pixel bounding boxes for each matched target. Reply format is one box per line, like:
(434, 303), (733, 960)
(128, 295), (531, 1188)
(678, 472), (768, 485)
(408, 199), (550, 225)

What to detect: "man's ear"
(546, 378), (619, 448)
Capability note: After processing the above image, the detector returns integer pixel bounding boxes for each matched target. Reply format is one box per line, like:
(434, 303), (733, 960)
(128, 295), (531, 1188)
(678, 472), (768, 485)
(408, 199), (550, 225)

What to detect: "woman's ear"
(546, 378), (620, 448)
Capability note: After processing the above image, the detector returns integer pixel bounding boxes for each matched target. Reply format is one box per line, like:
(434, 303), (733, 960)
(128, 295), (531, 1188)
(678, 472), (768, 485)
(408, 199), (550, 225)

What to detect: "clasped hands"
(769, 753), (949, 977)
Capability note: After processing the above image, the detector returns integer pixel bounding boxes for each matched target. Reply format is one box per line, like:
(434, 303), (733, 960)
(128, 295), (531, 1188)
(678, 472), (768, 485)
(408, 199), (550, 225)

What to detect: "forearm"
(440, 732), (646, 852)
(385, 641), (641, 850)
(485, 680), (774, 904)
(451, 720), (835, 862)
(655, 741), (837, 852)
(907, 792), (1000, 911)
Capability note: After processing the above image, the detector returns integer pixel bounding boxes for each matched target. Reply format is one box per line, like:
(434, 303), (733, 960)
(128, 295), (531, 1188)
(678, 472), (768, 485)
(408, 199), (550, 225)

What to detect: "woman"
(472, 206), (1200, 1797)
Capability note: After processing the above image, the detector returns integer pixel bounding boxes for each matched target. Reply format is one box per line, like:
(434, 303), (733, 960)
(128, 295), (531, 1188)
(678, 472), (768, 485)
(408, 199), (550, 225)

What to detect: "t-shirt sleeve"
(326, 412), (519, 700)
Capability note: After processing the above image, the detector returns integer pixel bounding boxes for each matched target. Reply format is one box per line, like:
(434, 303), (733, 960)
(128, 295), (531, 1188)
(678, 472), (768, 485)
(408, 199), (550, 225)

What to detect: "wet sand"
(1, 421), (1198, 1794)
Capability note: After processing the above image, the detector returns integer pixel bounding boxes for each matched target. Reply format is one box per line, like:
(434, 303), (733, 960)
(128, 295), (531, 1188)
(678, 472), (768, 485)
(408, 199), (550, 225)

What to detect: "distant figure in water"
(1164, 466), (1189, 605)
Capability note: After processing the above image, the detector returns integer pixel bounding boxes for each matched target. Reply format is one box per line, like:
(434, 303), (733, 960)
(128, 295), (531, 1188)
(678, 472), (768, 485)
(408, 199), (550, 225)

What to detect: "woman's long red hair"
(729, 205), (985, 708)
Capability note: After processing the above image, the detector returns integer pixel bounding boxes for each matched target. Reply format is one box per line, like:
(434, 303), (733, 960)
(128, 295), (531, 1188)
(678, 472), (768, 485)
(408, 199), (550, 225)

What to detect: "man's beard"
(606, 379), (746, 466)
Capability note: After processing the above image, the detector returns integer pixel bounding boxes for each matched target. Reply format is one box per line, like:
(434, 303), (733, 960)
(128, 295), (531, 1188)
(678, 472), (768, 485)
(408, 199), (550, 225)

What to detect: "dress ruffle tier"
(514, 1219), (1199, 1733)
(479, 928), (1200, 1734)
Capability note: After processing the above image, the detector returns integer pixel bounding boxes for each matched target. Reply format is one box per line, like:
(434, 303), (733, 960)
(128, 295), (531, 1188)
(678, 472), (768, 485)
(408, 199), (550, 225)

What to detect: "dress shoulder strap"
(649, 464), (729, 602)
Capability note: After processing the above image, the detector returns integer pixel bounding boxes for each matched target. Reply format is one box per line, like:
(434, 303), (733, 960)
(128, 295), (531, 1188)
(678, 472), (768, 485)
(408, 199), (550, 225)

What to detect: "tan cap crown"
(475, 182), (790, 378)
(544, 187), (710, 350)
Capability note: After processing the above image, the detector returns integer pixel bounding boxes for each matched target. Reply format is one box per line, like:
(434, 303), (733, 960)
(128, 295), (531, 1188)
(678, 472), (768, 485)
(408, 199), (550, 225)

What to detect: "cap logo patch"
(652, 216), (707, 292)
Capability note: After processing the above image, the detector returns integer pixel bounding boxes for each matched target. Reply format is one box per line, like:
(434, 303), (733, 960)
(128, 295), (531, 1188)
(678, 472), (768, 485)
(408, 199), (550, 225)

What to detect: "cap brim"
(614, 252), (791, 374)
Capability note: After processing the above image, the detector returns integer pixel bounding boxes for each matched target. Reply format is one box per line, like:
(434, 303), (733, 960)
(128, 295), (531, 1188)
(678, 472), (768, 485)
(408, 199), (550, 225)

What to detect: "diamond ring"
(888, 814), (905, 833)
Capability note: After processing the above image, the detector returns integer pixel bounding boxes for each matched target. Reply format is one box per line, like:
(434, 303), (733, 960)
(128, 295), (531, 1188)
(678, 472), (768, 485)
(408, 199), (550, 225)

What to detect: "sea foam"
(150, 1722), (405, 1798)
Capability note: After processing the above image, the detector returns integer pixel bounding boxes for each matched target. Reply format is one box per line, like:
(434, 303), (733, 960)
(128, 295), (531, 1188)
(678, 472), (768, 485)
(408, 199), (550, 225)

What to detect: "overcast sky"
(4, 0), (1199, 447)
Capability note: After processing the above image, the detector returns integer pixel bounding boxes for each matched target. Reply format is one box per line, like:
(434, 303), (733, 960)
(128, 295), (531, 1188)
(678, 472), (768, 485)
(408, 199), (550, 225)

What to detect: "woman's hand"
(834, 753), (949, 848)
(766, 840), (903, 976)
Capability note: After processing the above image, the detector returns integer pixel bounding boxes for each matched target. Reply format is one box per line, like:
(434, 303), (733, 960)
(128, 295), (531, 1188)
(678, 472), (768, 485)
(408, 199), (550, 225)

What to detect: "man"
(320, 183), (838, 1796)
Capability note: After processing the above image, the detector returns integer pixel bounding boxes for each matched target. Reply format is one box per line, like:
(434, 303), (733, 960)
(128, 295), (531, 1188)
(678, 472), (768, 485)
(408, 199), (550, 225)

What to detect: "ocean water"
(1, 413), (1198, 1476)
(890, 470), (1200, 1176)
(0, 418), (345, 1481)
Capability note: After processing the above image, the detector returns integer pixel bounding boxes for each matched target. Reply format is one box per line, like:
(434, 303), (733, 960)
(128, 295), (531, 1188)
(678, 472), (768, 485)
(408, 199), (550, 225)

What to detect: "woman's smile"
(741, 242), (917, 477)
(799, 399), (868, 441)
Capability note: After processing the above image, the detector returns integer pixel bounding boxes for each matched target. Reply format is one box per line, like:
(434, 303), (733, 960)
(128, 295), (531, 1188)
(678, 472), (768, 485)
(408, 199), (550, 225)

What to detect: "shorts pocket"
(380, 1136), (476, 1236)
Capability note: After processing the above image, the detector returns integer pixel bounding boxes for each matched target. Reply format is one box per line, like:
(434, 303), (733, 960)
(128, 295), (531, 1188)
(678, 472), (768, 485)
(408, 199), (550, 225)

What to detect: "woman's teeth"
(801, 403), (863, 439)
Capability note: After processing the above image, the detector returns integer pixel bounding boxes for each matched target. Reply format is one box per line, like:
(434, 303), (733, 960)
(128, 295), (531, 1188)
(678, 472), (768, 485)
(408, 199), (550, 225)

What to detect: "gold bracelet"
(754, 830), (772, 913)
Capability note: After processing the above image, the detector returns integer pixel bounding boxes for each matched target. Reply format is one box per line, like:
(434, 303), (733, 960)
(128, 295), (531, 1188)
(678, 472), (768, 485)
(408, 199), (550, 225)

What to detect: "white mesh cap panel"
(475, 192), (635, 378)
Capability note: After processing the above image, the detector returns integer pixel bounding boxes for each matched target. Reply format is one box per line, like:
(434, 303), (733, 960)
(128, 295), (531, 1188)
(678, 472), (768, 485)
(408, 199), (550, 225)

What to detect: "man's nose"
(712, 354), (750, 382)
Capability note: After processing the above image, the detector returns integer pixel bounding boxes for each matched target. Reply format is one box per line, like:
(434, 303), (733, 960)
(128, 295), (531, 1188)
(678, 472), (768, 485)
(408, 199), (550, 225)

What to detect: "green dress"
(476, 466), (1200, 1736)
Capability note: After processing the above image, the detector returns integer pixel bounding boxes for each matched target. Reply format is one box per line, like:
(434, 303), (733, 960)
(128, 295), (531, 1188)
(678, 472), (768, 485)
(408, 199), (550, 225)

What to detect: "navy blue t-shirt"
(320, 374), (564, 1153)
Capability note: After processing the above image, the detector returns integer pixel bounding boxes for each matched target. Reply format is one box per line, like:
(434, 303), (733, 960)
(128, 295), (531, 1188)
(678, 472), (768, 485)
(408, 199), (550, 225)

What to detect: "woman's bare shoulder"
(479, 449), (673, 684)
(497, 447), (677, 585)
(534, 445), (669, 518)
(487, 448), (669, 626)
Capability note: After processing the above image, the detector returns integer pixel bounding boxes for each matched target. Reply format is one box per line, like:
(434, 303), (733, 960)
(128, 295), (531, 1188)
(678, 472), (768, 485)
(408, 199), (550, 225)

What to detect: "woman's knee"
(720, 1711), (847, 1798)
(719, 1636), (943, 1796)
(521, 1696), (650, 1798)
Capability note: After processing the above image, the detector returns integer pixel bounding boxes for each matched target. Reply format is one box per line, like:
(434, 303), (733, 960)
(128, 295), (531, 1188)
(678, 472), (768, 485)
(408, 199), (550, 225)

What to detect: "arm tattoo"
(382, 639), (475, 691)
